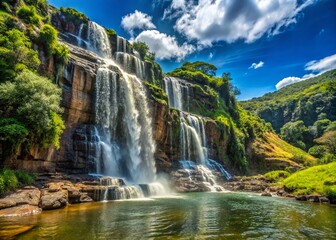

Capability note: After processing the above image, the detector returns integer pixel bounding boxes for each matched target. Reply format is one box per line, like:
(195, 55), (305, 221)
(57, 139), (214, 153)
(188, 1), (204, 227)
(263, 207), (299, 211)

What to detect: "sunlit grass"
(283, 162), (336, 197)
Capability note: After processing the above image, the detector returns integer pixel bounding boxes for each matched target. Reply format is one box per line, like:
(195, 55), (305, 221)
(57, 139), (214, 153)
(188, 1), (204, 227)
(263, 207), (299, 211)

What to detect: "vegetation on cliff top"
(0, 0), (66, 160)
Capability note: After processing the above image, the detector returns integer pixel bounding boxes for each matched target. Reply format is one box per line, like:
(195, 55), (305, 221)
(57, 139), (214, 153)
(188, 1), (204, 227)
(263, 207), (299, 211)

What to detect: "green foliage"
(283, 162), (336, 197)
(0, 168), (36, 194)
(39, 24), (69, 65)
(133, 41), (149, 60)
(144, 81), (168, 105)
(308, 145), (327, 158)
(0, 70), (64, 150)
(181, 61), (218, 77)
(39, 23), (57, 53)
(0, 168), (18, 193)
(23, 0), (49, 16)
(0, 118), (28, 156)
(0, 28), (40, 82)
(14, 169), (35, 185)
(60, 7), (88, 26)
(105, 28), (116, 36)
(17, 5), (41, 25)
(280, 121), (308, 150)
(264, 170), (291, 182)
(54, 43), (69, 65)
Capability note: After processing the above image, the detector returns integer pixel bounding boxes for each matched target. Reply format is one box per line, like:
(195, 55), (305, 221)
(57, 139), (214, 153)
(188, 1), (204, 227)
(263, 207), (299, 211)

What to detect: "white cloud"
(121, 10), (156, 37)
(275, 53), (336, 90)
(249, 61), (264, 69)
(135, 30), (195, 60)
(275, 76), (306, 89)
(209, 52), (214, 59)
(305, 54), (336, 72)
(166, 0), (316, 46)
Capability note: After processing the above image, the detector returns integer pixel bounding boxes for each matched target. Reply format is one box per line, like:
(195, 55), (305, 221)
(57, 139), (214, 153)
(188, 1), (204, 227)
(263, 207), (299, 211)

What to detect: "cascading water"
(116, 36), (127, 53)
(87, 21), (112, 59)
(163, 76), (232, 191)
(80, 21), (166, 200)
(164, 76), (190, 111)
(115, 52), (145, 80)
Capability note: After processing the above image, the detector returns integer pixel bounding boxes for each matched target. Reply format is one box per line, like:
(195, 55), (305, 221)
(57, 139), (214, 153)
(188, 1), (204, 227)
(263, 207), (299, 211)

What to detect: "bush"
(0, 169), (36, 194)
(39, 24), (57, 53)
(60, 7), (88, 26)
(308, 145), (327, 158)
(17, 6), (41, 25)
(0, 70), (64, 150)
(0, 169), (18, 192)
(54, 43), (69, 65)
(14, 169), (35, 185)
(264, 170), (291, 182)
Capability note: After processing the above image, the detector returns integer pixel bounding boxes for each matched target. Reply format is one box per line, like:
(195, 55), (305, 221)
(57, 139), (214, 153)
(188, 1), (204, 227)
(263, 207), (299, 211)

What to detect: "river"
(1, 192), (335, 239)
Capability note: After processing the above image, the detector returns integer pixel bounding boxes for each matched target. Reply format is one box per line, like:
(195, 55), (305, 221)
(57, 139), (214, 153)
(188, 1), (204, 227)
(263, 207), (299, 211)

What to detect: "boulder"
(261, 192), (272, 197)
(0, 188), (41, 207)
(0, 204), (41, 217)
(40, 190), (68, 210)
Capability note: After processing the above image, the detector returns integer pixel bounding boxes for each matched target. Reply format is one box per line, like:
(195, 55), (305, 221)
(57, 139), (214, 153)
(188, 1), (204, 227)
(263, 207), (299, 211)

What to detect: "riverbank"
(223, 175), (335, 204)
(1, 173), (335, 218)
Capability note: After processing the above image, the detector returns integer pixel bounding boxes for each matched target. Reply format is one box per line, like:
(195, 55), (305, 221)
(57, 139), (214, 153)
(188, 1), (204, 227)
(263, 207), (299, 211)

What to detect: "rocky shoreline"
(223, 175), (334, 204)
(1, 173), (334, 218)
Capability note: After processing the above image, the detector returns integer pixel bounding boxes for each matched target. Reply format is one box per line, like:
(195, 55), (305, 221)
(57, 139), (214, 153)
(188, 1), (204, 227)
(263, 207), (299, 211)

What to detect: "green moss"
(283, 162), (336, 197)
(144, 81), (168, 105)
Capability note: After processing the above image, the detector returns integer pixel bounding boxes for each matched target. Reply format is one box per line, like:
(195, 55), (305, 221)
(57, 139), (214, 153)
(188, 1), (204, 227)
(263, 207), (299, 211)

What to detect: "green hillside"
(241, 69), (336, 163)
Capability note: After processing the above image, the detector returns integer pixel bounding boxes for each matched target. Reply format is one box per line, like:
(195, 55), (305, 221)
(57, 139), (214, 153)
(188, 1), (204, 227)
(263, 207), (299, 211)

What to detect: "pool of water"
(1, 192), (335, 239)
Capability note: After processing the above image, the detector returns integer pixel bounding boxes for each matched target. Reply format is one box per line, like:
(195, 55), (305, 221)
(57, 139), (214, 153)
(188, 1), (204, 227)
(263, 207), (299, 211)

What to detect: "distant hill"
(241, 69), (336, 160)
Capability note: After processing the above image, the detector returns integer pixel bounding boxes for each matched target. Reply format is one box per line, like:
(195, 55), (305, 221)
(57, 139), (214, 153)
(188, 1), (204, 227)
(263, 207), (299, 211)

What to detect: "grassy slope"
(283, 162), (336, 197)
(251, 132), (315, 171)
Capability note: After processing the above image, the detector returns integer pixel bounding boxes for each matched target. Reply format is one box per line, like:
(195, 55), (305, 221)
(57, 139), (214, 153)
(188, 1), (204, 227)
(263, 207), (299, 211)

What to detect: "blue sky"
(49, 0), (336, 100)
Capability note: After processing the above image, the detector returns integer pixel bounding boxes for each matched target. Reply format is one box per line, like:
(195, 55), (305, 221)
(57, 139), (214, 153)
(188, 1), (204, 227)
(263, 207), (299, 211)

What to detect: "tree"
(182, 61), (217, 77)
(133, 41), (149, 60)
(0, 70), (64, 149)
(280, 121), (309, 149)
(0, 29), (40, 81)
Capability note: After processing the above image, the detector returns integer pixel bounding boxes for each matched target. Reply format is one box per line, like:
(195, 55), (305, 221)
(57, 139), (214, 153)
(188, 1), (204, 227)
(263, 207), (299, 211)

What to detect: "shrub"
(14, 169), (35, 185)
(39, 24), (57, 53)
(0, 169), (18, 192)
(308, 145), (327, 158)
(17, 6), (41, 25)
(0, 118), (28, 157)
(60, 7), (88, 26)
(0, 70), (64, 150)
(264, 170), (291, 182)
(54, 43), (69, 65)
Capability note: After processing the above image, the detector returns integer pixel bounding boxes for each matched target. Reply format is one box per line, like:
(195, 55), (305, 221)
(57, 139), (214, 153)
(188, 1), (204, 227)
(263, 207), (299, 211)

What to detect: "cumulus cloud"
(275, 53), (336, 89)
(164, 0), (316, 46)
(135, 30), (195, 60)
(121, 10), (156, 37)
(249, 61), (264, 69)
(305, 54), (336, 73)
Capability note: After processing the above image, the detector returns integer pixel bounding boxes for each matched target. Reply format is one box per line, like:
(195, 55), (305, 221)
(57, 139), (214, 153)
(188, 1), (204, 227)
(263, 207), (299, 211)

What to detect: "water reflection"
(1, 193), (335, 239)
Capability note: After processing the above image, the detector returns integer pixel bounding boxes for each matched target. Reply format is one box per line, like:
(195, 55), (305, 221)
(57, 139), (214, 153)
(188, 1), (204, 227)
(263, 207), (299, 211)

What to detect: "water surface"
(1, 192), (335, 239)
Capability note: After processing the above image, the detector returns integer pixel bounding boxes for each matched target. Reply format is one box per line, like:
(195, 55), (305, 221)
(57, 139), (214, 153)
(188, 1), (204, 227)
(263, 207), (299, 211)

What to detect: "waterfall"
(87, 21), (112, 59)
(164, 75), (232, 190)
(164, 76), (190, 111)
(75, 21), (166, 198)
(179, 113), (207, 165)
(115, 52), (145, 80)
(77, 23), (84, 47)
(94, 63), (156, 183)
(116, 36), (127, 53)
